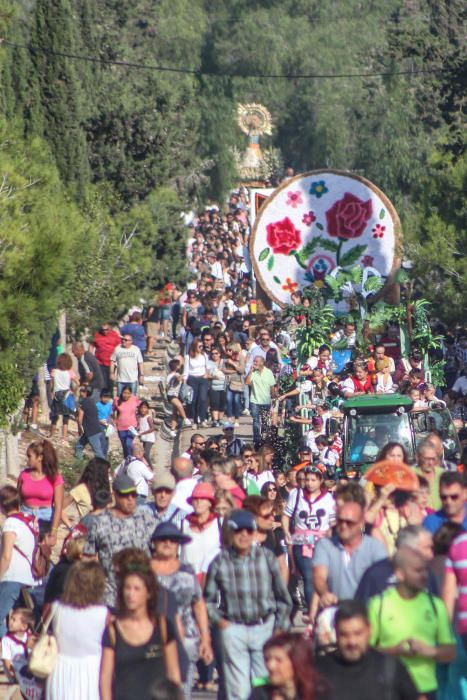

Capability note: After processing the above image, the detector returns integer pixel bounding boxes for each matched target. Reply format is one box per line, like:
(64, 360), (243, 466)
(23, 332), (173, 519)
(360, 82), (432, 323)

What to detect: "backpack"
(9, 513), (52, 580)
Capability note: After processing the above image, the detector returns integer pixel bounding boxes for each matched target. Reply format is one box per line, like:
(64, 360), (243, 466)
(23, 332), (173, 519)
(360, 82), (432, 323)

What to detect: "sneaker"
(211, 420), (219, 428)
(183, 418), (192, 427)
(234, 421), (240, 428)
(30, 423), (38, 430)
(200, 421), (209, 428)
(241, 409), (250, 416)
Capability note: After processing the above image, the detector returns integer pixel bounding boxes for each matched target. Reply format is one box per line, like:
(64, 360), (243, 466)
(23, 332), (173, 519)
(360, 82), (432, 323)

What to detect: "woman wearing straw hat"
(150, 522), (213, 699)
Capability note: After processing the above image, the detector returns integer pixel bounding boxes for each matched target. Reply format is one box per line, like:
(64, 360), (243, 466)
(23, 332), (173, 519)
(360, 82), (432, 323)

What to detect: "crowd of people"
(1, 186), (466, 700)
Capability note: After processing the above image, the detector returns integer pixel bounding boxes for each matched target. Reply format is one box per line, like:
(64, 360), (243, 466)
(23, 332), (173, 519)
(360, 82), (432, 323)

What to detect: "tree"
(0, 118), (84, 379)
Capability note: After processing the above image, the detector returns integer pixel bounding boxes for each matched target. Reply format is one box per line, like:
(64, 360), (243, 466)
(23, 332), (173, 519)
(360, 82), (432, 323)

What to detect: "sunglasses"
(116, 491), (137, 498)
(337, 518), (360, 526)
(440, 494), (461, 502)
(154, 488), (173, 495)
(234, 527), (255, 534)
(267, 487), (277, 492)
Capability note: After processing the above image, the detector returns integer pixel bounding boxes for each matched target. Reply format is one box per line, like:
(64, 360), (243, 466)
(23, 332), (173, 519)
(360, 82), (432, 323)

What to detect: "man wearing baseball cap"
(204, 509), (292, 700)
(223, 422), (243, 457)
(83, 473), (156, 605)
(143, 470), (187, 528)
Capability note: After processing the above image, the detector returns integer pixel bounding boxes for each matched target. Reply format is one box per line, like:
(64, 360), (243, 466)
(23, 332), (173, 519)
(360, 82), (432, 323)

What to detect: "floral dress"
(156, 563), (202, 699)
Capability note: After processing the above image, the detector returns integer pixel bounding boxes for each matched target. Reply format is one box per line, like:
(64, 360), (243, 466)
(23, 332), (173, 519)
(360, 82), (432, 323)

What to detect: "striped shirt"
(204, 544), (292, 630)
(445, 532), (467, 634)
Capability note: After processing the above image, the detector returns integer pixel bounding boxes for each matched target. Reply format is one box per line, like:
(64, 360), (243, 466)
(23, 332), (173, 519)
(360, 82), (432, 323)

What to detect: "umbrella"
(365, 460), (419, 492)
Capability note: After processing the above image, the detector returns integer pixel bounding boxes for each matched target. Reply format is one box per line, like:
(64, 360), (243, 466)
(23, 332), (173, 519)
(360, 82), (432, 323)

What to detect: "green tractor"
(340, 394), (461, 475)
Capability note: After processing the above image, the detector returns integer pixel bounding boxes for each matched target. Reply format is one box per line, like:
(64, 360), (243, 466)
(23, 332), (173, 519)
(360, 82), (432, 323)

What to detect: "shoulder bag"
(28, 607), (59, 679)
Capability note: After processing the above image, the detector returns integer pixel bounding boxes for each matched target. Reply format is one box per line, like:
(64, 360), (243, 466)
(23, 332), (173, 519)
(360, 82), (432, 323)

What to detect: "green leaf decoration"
(379, 208), (385, 219)
(273, 275), (281, 284)
(288, 249), (297, 256)
(364, 276), (384, 293)
(348, 266), (363, 284)
(295, 237), (322, 268)
(259, 247), (270, 261)
(320, 239), (340, 252)
(267, 255), (274, 271)
(295, 253), (307, 269)
(316, 223), (324, 230)
(339, 244), (367, 267)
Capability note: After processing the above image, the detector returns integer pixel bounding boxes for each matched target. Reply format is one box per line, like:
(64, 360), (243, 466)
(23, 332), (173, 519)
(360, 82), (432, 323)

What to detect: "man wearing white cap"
(223, 422), (243, 457)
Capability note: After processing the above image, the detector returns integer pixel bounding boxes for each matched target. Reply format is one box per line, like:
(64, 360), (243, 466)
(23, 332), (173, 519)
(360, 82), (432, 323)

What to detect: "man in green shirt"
(368, 548), (455, 699)
(245, 356), (276, 450)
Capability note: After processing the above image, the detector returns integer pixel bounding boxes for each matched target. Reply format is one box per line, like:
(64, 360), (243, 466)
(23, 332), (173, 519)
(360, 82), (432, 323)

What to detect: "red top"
(18, 469), (64, 507)
(229, 485), (246, 508)
(93, 329), (121, 366)
(352, 376), (374, 393)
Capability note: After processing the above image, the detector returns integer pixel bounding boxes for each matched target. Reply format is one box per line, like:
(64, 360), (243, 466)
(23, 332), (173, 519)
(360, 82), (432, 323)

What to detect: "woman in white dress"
(46, 560), (108, 700)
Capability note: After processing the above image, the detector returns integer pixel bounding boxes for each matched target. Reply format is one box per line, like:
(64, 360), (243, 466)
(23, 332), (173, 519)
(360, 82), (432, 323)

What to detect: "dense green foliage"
(0, 0), (464, 416)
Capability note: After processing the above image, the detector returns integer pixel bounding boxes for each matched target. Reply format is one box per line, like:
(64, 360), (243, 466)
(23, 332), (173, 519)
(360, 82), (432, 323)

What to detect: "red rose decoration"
(325, 192), (372, 240)
(266, 217), (302, 255)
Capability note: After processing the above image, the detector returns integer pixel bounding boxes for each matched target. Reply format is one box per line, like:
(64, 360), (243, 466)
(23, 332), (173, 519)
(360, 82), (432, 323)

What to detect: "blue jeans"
(250, 403), (270, 449)
(187, 376), (209, 423)
(0, 581), (23, 637)
(21, 505), (53, 522)
(118, 429), (135, 458)
(75, 431), (107, 459)
(243, 385), (250, 411)
(226, 389), (242, 419)
(220, 616), (274, 700)
(293, 545), (313, 607)
(117, 381), (138, 396)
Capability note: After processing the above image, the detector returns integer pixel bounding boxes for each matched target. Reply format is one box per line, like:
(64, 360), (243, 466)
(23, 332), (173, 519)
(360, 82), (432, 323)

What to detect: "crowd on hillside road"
(1, 183), (467, 700)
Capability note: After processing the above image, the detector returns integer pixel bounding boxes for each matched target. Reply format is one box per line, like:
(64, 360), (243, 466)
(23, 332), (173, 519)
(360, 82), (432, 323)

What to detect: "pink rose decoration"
(302, 210), (316, 226)
(325, 192), (372, 240)
(286, 190), (303, 208)
(266, 217), (302, 255)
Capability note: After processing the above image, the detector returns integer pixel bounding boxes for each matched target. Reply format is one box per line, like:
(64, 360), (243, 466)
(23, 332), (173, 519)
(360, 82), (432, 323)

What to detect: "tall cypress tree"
(24, 0), (93, 197)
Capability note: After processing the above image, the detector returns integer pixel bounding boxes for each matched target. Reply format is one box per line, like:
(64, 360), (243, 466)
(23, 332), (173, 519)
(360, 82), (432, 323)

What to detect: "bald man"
(72, 341), (104, 399)
(368, 548), (455, 699)
(171, 456), (199, 513)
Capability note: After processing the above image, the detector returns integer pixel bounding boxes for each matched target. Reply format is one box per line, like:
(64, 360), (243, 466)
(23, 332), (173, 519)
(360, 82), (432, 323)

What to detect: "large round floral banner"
(250, 170), (401, 307)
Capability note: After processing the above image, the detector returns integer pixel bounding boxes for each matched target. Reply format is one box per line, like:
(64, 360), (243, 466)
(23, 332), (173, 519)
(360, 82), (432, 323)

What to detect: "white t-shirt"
(172, 477), (199, 513)
(51, 368), (74, 392)
(180, 519), (221, 575)
(285, 488), (335, 532)
(247, 469), (275, 490)
(1, 632), (27, 663)
(183, 353), (207, 379)
(138, 415), (155, 443)
(111, 345), (143, 382)
(114, 458), (153, 497)
(1, 517), (36, 586)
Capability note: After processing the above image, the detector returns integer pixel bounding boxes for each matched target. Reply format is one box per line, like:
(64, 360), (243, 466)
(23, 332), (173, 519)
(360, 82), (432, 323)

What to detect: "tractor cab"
(341, 394), (461, 475)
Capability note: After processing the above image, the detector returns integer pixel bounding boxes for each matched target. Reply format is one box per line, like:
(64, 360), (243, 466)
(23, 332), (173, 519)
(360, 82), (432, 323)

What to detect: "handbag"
(179, 383), (194, 405)
(63, 391), (76, 413)
(28, 607), (59, 679)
